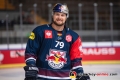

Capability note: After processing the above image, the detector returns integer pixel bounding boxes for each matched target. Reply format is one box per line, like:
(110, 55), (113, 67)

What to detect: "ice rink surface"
(0, 64), (120, 80)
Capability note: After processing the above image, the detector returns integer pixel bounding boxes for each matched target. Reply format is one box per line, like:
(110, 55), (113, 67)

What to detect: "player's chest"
(43, 30), (73, 49)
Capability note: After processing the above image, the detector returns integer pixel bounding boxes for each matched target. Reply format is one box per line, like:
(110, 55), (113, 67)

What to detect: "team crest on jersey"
(66, 35), (72, 42)
(45, 30), (52, 38)
(46, 49), (67, 69)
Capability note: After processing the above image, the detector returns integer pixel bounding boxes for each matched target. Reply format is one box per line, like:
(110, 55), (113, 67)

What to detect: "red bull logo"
(46, 49), (67, 69)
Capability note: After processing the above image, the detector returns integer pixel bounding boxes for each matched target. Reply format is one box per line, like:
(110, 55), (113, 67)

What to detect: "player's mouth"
(56, 18), (63, 21)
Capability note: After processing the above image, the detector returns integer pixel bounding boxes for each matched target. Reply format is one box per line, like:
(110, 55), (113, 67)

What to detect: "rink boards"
(0, 42), (120, 68)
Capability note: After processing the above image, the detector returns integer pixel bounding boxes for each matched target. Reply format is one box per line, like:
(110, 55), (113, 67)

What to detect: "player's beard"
(52, 19), (65, 26)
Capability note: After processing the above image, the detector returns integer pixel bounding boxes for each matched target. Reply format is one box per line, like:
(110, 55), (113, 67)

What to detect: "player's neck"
(51, 23), (64, 31)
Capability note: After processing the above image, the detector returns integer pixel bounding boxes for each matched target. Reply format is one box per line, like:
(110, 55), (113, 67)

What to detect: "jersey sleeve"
(25, 27), (41, 66)
(70, 36), (84, 73)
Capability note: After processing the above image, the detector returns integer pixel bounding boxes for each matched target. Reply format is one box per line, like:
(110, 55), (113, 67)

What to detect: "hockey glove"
(24, 65), (38, 80)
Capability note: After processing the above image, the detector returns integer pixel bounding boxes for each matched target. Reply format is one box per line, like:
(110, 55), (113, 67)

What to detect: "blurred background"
(0, 0), (120, 44)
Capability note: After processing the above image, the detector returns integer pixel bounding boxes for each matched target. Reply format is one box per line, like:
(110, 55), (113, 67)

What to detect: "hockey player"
(24, 3), (90, 80)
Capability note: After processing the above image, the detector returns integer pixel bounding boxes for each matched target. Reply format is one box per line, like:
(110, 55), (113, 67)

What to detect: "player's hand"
(24, 65), (38, 80)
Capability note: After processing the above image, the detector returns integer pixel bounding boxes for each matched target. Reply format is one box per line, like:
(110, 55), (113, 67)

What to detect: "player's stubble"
(52, 19), (65, 27)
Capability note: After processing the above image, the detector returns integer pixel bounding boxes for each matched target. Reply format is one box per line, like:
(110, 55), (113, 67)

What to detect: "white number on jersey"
(55, 41), (64, 48)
